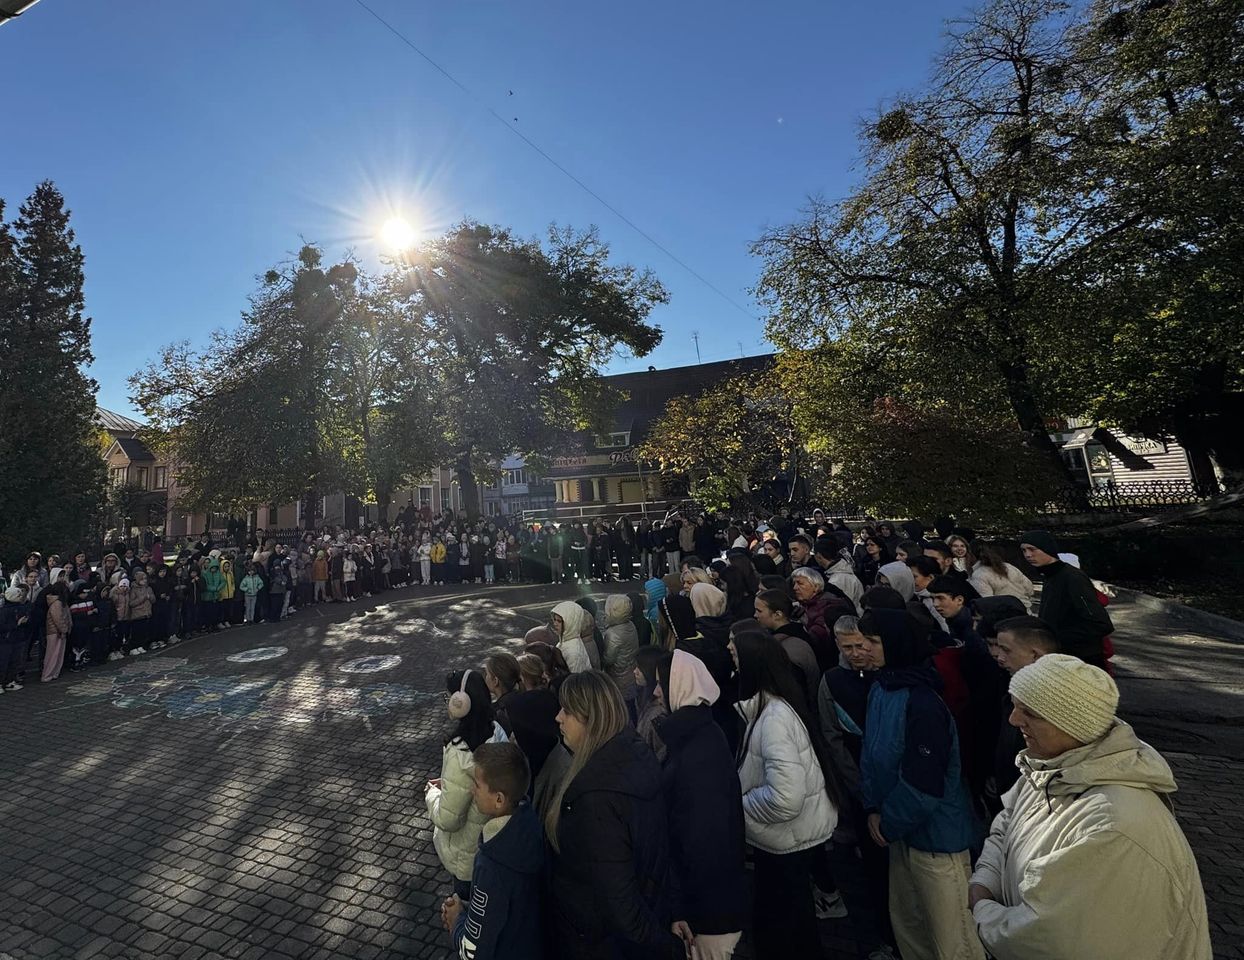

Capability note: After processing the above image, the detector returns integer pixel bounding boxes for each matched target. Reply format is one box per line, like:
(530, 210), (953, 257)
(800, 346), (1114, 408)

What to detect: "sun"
(381, 216), (417, 251)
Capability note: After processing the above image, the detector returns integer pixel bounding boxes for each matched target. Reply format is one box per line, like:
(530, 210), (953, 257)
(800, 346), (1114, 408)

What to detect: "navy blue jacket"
(453, 800), (544, 960)
(858, 609), (979, 854)
(548, 729), (684, 960)
(653, 704), (746, 936)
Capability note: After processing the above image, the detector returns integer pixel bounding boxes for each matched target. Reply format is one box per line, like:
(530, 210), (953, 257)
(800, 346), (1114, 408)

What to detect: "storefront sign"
(1121, 436), (1166, 455)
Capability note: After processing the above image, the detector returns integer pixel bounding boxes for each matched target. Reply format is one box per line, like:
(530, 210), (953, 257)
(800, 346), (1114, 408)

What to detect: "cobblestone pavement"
(0, 584), (1239, 959)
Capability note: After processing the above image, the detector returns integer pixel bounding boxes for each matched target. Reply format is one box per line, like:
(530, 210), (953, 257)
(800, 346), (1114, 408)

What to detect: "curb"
(1095, 580), (1244, 645)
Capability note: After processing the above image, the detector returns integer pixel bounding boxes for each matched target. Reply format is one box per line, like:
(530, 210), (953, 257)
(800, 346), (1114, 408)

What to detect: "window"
(135, 467), (149, 490)
(441, 489), (451, 511)
(503, 468), (527, 486)
(110, 467), (127, 487)
(419, 486), (433, 507)
(595, 432), (630, 448)
(153, 467), (168, 490)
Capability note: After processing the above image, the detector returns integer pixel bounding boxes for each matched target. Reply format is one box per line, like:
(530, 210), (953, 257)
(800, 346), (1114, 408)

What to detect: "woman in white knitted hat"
(969, 654), (1211, 959)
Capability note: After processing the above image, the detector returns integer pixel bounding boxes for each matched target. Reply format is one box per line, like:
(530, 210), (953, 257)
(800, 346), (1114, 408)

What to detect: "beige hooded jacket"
(971, 720), (1211, 960)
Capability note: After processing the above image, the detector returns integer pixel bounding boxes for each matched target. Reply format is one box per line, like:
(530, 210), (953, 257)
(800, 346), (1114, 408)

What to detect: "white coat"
(971, 720), (1211, 960)
(735, 693), (837, 855)
(424, 722), (508, 881)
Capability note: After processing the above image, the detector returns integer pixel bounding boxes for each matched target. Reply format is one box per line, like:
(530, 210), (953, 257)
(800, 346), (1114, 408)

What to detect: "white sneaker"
(5, 681), (22, 691)
(108, 651), (124, 662)
(813, 885), (848, 920)
(134, 647), (147, 656)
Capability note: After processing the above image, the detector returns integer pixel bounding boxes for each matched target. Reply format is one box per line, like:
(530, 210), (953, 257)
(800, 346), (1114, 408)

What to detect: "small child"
(239, 563), (264, 624)
(441, 741), (543, 959)
(312, 550), (329, 602)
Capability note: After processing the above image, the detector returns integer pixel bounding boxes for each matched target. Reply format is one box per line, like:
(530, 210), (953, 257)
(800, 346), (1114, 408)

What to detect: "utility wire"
(351, 0), (759, 322)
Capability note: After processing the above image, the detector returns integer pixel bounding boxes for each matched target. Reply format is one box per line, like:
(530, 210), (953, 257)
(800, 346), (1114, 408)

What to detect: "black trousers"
(752, 846), (822, 959)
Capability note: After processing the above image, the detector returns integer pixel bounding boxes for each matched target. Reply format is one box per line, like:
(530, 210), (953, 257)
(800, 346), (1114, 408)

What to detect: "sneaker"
(134, 647), (147, 656)
(868, 947), (899, 960)
(813, 886), (848, 920)
(5, 681), (22, 691)
(108, 651), (124, 662)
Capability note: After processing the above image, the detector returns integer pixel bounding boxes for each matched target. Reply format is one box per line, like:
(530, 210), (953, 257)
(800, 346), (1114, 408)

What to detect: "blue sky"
(2, 0), (969, 413)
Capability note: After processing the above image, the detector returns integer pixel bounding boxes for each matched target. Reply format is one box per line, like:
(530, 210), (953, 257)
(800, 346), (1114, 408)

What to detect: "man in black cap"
(1020, 530), (1112, 668)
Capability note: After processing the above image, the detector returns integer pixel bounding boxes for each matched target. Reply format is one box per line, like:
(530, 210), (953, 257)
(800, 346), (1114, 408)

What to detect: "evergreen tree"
(0, 181), (105, 564)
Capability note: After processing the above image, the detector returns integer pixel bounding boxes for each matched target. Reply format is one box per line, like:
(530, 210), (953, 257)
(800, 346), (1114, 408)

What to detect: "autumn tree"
(754, 0), (1160, 494)
(638, 369), (799, 510)
(390, 222), (666, 516)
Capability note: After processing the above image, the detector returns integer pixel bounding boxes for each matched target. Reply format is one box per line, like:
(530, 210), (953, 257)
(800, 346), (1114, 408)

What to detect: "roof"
(547, 354), (773, 477)
(113, 436), (156, 462)
(96, 407), (145, 434)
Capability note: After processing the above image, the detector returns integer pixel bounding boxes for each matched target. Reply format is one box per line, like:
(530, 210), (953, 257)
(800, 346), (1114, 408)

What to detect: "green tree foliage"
(1051, 0), (1244, 482)
(0, 182), (105, 563)
(132, 246), (442, 519)
(637, 370), (797, 510)
(389, 222), (666, 516)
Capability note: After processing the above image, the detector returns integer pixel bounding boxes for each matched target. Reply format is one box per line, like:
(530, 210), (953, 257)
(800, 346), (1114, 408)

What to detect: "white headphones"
(447, 669), (475, 720)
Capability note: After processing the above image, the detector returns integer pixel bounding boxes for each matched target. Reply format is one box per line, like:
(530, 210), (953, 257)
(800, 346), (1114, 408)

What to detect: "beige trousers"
(691, 931), (741, 960)
(889, 842), (984, 960)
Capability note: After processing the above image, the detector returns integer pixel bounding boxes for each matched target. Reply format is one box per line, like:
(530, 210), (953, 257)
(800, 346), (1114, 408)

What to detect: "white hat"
(1010, 653), (1119, 745)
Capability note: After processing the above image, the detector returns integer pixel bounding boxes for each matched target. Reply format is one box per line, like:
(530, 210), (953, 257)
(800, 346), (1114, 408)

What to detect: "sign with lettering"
(1121, 436), (1166, 456)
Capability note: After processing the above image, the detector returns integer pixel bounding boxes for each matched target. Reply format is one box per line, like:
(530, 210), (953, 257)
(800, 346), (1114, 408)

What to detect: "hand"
(426, 778), (442, 791)
(968, 883), (996, 909)
(671, 920), (695, 956)
(867, 812), (888, 847)
(441, 893), (462, 931)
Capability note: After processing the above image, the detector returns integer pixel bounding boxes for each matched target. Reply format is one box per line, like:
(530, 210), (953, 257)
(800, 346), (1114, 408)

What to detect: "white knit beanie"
(1010, 653), (1119, 745)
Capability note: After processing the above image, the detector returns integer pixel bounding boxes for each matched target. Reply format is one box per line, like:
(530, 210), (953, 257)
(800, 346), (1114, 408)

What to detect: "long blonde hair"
(544, 671), (627, 852)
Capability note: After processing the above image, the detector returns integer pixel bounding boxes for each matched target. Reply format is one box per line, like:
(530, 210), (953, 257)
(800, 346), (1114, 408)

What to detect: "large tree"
(132, 246), (406, 521)
(0, 182), (105, 563)
(1049, 0), (1244, 484)
(390, 222), (666, 515)
(754, 0), (1158, 492)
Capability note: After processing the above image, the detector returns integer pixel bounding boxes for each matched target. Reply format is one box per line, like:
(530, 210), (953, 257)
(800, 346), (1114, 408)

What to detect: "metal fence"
(1045, 479), (1223, 514)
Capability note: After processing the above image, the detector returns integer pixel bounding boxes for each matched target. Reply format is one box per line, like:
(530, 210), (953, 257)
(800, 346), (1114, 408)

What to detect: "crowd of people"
(423, 517), (1212, 960)
(0, 510), (1214, 959)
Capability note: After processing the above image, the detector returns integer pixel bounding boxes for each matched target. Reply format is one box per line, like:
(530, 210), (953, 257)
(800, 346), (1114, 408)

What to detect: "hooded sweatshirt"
(452, 800), (545, 960)
(972, 721), (1211, 960)
(859, 608), (979, 854)
(877, 560), (915, 602)
(551, 601), (591, 673)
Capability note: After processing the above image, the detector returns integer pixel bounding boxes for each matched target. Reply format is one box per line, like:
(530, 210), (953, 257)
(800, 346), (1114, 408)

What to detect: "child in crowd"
(312, 550), (329, 602)
(0, 585), (32, 691)
(430, 536), (447, 586)
(426, 669), (508, 900)
(441, 741), (543, 960)
(419, 534), (433, 586)
(239, 564), (264, 624)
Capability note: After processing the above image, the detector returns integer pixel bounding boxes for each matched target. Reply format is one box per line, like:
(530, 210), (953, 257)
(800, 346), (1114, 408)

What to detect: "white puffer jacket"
(971, 721), (1211, 960)
(425, 721), (508, 881)
(736, 693), (838, 855)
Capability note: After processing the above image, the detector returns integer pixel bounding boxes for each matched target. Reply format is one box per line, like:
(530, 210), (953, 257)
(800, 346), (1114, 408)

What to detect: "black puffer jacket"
(653, 704), (747, 937)
(548, 730), (685, 960)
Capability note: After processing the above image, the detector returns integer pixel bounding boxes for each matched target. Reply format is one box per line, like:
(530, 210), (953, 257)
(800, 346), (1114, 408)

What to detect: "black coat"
(679, 629), (739, 756)
(652, 705), (747, 936)
(1036, 560), (1113, 667)
(548, 730), (684, 960)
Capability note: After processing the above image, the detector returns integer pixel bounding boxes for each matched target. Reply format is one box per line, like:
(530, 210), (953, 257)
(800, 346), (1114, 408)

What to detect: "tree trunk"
(997, 359), (1090, 509)
(376, 487), (392, 524)
(455, 454), (481, 519)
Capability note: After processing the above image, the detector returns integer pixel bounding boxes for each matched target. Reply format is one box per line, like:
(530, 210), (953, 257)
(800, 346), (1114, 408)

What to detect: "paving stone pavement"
(0, 583), (1239, 959)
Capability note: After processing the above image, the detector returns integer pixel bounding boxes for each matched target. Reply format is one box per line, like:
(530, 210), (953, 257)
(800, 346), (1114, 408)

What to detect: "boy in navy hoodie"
(441, 741), (543, 960)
